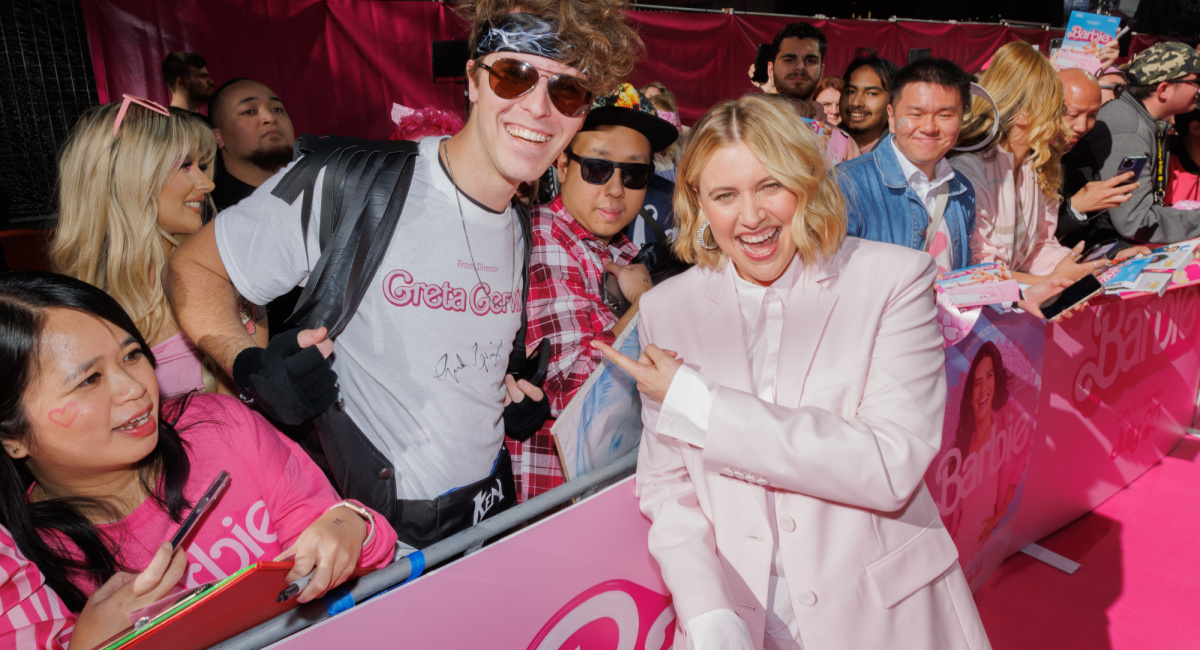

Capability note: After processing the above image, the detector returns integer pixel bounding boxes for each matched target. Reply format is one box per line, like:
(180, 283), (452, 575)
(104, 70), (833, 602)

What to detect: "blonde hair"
(673, 94), (846, 268)
(648, 94), (682, 170)
(51, 102), (216, 344)
(957, 41), (1064, 201)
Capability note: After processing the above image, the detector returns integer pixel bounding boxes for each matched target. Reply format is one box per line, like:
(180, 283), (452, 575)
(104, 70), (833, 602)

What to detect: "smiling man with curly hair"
(166, 0), (642, 548)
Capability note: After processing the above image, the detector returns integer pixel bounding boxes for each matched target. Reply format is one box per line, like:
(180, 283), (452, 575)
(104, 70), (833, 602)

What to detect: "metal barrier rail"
(214, 449), (640, 649)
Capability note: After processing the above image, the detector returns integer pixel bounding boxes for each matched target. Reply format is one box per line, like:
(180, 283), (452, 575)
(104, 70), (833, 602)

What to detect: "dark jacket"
(1064, 92), (1200, 245)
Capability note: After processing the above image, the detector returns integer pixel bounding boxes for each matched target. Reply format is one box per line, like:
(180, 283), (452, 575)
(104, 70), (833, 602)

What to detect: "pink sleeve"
(222, 398), (397, 568)
(956, 158), (1010, 268)
(0, 529), (74, 650)
(1023, 199), (1073, 277)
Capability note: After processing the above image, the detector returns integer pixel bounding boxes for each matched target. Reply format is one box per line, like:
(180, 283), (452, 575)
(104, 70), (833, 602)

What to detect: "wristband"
(327, 500), (375, 548)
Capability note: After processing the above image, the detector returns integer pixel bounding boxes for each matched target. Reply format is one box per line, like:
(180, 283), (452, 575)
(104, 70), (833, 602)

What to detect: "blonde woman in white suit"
(596, 94), (990, 650)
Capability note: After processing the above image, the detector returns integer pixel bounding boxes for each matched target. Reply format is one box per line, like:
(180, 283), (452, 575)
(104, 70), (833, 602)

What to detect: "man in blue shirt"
(837, 58), (976, 272)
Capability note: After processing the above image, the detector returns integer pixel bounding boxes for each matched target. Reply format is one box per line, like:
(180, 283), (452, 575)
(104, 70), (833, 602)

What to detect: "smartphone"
(1039, 274), (1104, 321)
(907, 48), (931, 64)
(509, 338), (549, 387)
(170, 471), (231, 551)
(1081, 240), (1118, 262)
(1117, 155), (1148, 183)
(752, 44), (773, 84)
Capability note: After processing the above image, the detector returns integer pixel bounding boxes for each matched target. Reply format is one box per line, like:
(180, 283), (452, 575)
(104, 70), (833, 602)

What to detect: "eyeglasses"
(113, 93), (170, 135)
(565, 150), (654, 190)
(476, 59), (593, 118)
(1099, 84), (1125, 100)
(1166, 77), (1200, 90)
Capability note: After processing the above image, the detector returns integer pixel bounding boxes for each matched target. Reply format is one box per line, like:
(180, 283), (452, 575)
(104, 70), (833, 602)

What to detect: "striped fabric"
(0, 526), (72, 650)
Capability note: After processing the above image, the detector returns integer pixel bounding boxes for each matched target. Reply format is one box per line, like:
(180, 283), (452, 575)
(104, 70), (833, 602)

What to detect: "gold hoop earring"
(696, 221), (719, 251)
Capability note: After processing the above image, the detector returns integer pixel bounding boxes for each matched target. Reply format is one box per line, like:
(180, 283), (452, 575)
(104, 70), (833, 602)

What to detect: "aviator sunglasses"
(477, 58), (593, 117)
(565, 150), (654, 190)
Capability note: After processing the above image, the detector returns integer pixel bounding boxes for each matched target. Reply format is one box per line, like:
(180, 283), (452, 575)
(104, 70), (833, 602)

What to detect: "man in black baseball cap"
(510, 84), (677, 502)
(1063, 42), (1200, 245)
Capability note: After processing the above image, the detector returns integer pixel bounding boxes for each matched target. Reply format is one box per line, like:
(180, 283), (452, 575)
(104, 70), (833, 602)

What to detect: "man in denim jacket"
(838, 59), (976, 273)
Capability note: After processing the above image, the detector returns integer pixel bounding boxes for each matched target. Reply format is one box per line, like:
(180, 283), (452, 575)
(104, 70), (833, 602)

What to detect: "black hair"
(162, 52), (207, 88)
(954, 340), (1009, 461)
(0, 271), (192, 611)
(207, 77), (256, 129)
(772, 22), (827, 61)
(1124, 83), (1156, 102)
(891, 58), (972, 111)
(842, 55), (899, 92)
(1177, 108), (1200, 134)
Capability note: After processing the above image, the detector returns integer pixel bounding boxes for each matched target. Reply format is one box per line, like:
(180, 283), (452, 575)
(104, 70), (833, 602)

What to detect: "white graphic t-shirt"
(216, 136), (523, 500)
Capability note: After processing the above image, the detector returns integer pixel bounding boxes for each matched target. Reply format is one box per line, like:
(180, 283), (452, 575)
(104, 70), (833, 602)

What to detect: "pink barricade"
(272, 288), (1199, 647)
(277, 479), (674, 649)
(1011, 285), (1200, 550)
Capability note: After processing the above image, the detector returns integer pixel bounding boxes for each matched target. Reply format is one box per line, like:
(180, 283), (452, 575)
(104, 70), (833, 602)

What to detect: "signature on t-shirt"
(434, 340), (505, 383)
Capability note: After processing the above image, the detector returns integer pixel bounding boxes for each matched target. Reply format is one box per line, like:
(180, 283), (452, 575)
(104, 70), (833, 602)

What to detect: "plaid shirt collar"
(545, 196), (638, 261)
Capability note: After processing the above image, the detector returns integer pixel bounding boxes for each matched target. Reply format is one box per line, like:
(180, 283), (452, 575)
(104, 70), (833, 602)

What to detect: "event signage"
(277, 479), (676, 650)
(1010, 286), (1200, 550)
(924, 307), (1047, 591)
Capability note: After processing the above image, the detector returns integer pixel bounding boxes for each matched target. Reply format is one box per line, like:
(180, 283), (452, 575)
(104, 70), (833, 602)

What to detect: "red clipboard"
(101, 561), (370, 649)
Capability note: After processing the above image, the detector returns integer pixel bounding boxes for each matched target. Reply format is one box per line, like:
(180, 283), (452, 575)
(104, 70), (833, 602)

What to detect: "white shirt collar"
(729, 254), (800, 333)
(891, 138), (955, 190)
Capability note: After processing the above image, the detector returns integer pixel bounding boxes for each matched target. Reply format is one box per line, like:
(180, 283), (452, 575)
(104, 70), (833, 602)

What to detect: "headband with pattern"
(475, 13), (564, 61)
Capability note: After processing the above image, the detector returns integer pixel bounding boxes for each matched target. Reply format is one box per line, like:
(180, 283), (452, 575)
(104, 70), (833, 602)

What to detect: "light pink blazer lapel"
(776, 253), (842, 408)
(696, 262), (767, 518)
(696, 262), (754, 394)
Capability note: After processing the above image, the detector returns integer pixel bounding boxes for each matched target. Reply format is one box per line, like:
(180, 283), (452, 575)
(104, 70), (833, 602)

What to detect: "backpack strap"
(506, 199), (534, 374)
(270, 135), (420, 338)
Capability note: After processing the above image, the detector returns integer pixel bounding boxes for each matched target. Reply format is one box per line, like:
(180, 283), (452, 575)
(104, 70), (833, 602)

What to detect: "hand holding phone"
(1117, 155), (1148, 183)
(1038, 274), (1104, 321)
(1071, 172), (1140, 214)
(751, 44), (773, 84)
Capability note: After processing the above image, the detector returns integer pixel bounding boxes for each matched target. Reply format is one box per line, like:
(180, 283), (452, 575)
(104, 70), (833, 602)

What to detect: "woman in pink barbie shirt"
(0, 272), (395, 624)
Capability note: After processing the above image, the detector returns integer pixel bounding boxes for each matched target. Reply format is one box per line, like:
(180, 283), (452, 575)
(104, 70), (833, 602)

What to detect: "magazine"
(551, 314), (643, 482)
(1054, 11), (1120, 75)
(1142, 239), (1199, 273)
(935, 263), (1021, 309)
(1100, 255), (1153, 293)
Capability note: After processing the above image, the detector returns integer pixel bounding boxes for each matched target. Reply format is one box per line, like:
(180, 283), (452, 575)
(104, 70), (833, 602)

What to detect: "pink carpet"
(974, 436), (1200, 650)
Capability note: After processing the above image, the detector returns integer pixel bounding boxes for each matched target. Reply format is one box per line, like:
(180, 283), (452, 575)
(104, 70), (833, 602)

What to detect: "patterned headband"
(474, 13), (564, 61)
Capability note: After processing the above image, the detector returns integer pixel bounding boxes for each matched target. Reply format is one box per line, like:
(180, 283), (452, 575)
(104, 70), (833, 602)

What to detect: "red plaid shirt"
(506, 196), (639, 502)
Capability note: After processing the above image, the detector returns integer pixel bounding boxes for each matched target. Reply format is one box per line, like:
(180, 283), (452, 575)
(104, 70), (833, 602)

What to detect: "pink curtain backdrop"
(79, 1), (1184, 138)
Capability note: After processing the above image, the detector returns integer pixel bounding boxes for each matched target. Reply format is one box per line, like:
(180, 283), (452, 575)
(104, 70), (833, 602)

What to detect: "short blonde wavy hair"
(957, 41), (1064, 201)
(51, 102), (216, 345)
(673, 94), (846, 269)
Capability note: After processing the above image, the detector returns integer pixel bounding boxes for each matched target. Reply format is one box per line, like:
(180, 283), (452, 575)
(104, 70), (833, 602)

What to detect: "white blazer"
(635, 238), (991, 650)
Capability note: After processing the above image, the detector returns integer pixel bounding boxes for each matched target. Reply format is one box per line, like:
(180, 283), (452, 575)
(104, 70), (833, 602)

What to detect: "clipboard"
(100, 561), (370, 650)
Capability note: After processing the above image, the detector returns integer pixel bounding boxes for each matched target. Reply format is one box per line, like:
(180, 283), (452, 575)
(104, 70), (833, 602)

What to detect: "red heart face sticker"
(47, 402), (79, 428)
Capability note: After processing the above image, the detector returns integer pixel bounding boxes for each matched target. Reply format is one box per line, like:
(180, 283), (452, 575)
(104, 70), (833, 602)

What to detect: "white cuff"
(656, 365), (719, 448)
(1069, 203), (1087, 222)
(685, 609), (755, 650)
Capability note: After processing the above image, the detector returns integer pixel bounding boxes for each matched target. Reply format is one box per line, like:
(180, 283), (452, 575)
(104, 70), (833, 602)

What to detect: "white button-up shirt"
(891, 138), (957, 273)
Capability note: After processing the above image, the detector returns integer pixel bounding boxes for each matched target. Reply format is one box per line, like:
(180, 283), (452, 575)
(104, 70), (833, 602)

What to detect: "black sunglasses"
(1099, 83), (1125, 100)
(476, 58), (593, 117)
(565, 150), (654, 190)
